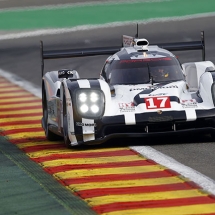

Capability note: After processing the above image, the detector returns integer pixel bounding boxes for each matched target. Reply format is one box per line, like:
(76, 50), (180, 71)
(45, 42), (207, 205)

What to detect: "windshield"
(109, 57), (184, 85)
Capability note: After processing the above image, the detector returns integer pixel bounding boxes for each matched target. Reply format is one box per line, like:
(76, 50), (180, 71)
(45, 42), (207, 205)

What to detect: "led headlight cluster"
(75, 89), (105, 119)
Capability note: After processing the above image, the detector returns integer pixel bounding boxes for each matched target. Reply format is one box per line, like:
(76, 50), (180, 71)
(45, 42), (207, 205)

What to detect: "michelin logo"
(76, 122), (97, 127)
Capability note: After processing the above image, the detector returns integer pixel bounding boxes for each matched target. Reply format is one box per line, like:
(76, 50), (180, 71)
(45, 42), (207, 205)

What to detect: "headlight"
(80, 104), (89, 113)
(75, 89), (105, 119)
(79, 93), (87, 102)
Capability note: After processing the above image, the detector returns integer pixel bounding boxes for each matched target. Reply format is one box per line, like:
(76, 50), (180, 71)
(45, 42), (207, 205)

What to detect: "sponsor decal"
(140, 96), (171, 109)
(130, 87), (148, 91)
(149, 93), (167, 96)
(180, 99), (198, 108)
(118, 102), (135, 112)
(58, 71), (65, 75)
(120, 57), (172, 64)
(58, 70), (74, 76)
(130, 85), (178, 91)
(76, 122), (97, 127)
(151, 85), (178, 89)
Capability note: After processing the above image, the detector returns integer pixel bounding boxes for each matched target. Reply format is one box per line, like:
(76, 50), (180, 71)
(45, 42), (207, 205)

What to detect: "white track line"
(131, 146), (215, 195)
(0, 69), (42, 98)
(0, 12), (215, 41)
(0, 67), (215, 195)
(0, 0), (172, 12)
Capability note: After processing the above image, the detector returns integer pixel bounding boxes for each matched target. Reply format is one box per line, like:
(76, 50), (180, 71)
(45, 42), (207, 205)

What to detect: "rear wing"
(40, 31), (205, 77)
(40, 44), (121, 77)
(155, 31), (205, 58)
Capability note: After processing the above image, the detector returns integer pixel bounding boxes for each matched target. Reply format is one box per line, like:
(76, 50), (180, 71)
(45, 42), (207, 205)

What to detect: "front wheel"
(210, 131), (215, 140)
(42, 90), (60, 141)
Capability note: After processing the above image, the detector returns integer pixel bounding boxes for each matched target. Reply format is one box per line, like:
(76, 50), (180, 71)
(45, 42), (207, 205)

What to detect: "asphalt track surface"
(1, 0), (215, 214)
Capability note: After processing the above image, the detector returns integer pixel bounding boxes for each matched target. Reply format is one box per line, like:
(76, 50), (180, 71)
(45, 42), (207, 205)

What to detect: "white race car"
(41, 31), (215, 147)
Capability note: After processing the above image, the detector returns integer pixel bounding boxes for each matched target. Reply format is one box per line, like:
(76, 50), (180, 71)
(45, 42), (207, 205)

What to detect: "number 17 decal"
(141, 96), (171, 109)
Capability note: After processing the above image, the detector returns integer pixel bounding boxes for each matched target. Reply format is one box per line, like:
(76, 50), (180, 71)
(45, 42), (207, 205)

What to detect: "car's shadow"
(74, 132), (213, 151)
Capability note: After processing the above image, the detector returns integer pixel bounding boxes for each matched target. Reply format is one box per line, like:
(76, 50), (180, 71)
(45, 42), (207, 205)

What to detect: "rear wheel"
(42, 88), (60, 141)
(63, 94), (71, 148)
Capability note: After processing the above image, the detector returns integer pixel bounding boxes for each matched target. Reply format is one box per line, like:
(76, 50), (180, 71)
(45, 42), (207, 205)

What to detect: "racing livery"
(41, 31), (215, 147)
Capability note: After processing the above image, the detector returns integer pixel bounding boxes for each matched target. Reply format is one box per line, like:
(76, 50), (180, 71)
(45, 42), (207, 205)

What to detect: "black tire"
(63, 94), (72, 148)
(42, 87), (61, 141)
(211, 131), (215, 140)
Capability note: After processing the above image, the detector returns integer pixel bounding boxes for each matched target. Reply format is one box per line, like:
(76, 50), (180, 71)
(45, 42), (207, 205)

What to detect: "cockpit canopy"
(102, 57), (184, 85)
